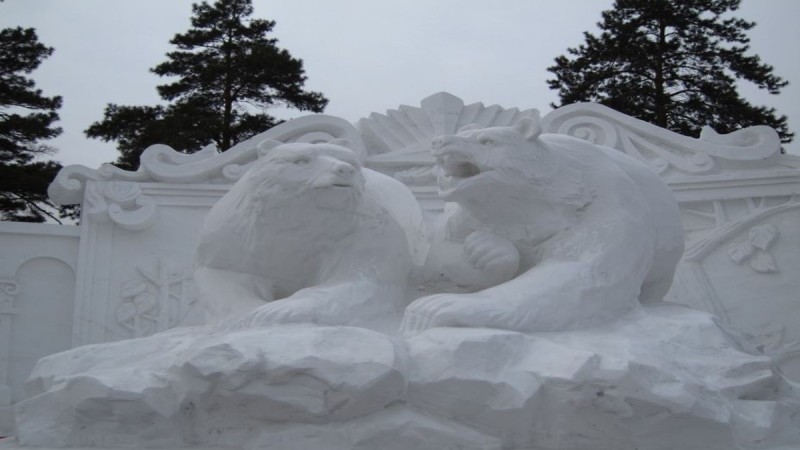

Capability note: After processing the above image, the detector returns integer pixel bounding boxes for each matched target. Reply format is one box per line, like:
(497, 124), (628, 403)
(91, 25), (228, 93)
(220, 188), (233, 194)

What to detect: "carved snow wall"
(540, 103), (800, 358)
(1, 92), (798, 434)
(0, 223), (78, 434)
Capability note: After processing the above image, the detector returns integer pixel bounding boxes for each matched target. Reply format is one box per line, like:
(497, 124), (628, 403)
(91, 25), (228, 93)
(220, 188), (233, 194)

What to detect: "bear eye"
(478, 137), (494, 145)
(292, 156), (311, 165)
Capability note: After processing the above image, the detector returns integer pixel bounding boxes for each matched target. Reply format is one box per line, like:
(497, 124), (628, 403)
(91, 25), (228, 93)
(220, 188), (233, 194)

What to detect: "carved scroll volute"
(84, 181), (158, 231)
(48, 115), (365, 214)
(541, 102), (782, 178)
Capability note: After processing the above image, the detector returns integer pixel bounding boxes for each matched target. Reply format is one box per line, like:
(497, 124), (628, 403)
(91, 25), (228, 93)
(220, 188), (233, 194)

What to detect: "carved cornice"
(540, 102), (795, 180)
(48, 115), (364, 206)
(48, 94), (800, 206)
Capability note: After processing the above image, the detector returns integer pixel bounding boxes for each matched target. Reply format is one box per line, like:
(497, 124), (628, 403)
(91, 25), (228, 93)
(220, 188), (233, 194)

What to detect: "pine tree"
(0, 26), (64, 222)
(547, 0), (792, 145)
(87, 0), (327, 169)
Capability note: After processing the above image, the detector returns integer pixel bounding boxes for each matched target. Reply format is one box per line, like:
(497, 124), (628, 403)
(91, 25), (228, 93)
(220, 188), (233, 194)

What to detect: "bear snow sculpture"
(403, 114), (685, 334)
(195, 140), (421, 328)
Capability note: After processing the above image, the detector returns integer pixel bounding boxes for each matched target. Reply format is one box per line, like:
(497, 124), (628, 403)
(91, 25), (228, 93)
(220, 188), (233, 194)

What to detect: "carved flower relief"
(116, 280), (159, 336)
(727, 224), (779, 273)
(114, 258), (197, 338)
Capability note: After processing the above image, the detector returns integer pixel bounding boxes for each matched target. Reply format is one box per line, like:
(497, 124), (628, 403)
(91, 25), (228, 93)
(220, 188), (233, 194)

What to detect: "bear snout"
(431, 136), (445, 150)
(431, 136), (465, 156)
(310, 159), (362, 189)
(333, 161), (356, 177)
(431, 135), (459, 155)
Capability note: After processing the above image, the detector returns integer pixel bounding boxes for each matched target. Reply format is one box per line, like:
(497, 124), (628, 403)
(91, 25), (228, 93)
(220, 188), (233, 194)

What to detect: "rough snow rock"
(15, 325), (407, 448)
(406, 304), (787, 450)
(12, 305), (799, 449)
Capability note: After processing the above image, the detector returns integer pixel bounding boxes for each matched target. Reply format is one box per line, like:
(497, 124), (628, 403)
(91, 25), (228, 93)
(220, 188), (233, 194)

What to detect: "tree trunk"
(222, 28), (234, 150)
(654, 18), (667, 128)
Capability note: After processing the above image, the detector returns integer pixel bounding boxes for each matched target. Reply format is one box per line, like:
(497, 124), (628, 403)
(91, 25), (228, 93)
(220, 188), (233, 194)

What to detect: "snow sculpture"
(8, 95), (800, 450)
(404, 114), (685, 334)
(195, 140), (417, 328)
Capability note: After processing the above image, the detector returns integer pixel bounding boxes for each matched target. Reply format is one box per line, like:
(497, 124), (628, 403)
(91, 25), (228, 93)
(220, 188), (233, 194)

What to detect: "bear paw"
(401, 293), (506, 336)
(440, 232), (520, 291)
(464, 231), (520, 280)
(241, 299), (322, 328)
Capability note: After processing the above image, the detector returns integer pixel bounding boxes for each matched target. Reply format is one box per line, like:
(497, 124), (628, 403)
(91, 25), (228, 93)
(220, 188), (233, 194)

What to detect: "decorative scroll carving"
(0, 280), (20, 404)
(49, 94), (799, 207)
(48, 115), (364, 206)
(84, 181), (158, 231)
(540, 102), (784, 178)
(0, 280), (19, 316)
(116, 258), (194, 338)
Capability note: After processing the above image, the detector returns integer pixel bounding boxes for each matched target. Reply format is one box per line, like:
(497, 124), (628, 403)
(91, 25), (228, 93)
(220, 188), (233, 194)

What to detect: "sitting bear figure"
(195, 140), (419, 329)
(403, 113), (685, 334)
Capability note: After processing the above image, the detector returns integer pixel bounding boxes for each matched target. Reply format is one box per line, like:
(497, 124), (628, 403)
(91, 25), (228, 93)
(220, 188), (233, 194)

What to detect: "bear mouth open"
(436, 154), (484, 198)
(438, 153), (482, 179)
(443, 160), (481, 179)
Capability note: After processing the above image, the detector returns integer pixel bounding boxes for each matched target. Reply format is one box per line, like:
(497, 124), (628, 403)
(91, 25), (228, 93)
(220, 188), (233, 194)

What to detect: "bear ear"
(513, 111), (542, 141)
(457, 123), (482, 134)
(328, 138), (353, 149)
(257, 139), (282, 157)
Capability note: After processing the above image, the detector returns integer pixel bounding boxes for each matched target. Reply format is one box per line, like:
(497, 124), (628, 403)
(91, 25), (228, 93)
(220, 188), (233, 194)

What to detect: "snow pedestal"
(11, 306), (798, 449)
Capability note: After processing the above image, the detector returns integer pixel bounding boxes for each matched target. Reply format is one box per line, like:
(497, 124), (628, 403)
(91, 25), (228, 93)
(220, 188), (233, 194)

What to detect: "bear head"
(241, 140), (366, 209)
(431, 114), (563, 202)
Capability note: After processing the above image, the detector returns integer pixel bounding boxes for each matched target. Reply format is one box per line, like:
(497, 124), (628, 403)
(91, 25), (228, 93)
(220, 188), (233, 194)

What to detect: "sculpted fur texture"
(403, 114), (685, 334)
(195, 140), (414, 328)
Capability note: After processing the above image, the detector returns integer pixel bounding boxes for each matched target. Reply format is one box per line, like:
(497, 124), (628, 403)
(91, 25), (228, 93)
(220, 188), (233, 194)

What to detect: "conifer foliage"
(0, 26), (64, 222)
(547, 0), (792, 144)
(87, 0), (328, 169)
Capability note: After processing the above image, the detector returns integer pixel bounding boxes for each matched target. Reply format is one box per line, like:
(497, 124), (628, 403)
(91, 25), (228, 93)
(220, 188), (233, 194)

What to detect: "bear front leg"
(400, 291), (507, 335)
(195, 266), (274, 325)
(240, 279), (405, 328)
(455, 231), (520, 290)
(402, 220), (655, 335)
(422, 231), (520, 292)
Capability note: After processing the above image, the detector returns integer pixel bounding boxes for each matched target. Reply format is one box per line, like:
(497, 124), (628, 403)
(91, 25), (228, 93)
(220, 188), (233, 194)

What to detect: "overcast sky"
(3, 0), (799, 168)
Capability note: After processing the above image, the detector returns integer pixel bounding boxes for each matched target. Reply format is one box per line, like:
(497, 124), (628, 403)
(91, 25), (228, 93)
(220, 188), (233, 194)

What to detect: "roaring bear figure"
(195, 140), (420, 329)
(402, 114), (685, 334)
